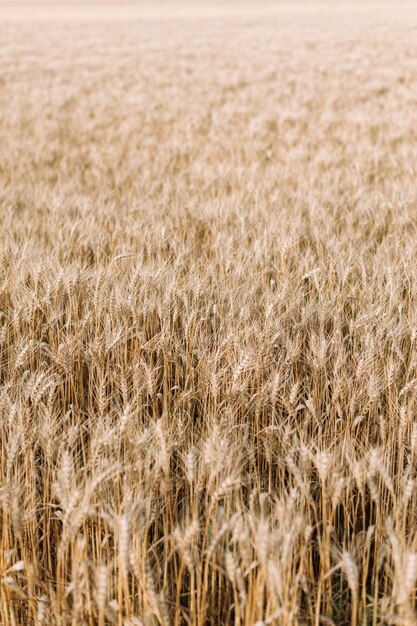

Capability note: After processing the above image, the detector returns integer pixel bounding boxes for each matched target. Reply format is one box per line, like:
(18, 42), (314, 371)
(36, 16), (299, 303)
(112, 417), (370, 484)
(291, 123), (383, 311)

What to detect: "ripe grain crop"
(1, 1), (417, 624)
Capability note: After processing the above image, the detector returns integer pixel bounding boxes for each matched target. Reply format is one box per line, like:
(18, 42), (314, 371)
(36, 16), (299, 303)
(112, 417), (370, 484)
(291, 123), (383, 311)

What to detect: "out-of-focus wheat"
(1, 1), (417, 624)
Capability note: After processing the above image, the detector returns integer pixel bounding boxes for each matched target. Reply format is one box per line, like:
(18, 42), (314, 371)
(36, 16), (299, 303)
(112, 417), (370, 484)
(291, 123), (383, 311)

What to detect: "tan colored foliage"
(1, 2), (417, 624)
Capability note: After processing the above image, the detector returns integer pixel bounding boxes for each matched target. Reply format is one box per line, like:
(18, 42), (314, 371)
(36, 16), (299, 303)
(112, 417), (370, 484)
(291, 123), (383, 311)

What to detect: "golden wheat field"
(1, 1), (417, 624)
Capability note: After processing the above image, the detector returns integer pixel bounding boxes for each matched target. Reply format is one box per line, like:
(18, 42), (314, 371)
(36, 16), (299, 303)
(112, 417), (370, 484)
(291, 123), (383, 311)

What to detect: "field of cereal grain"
(1, 2), (417, 624)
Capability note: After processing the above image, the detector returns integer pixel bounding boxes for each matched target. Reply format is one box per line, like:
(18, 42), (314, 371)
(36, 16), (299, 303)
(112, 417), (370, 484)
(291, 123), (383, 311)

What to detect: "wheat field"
(1, 1), (417, 625)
